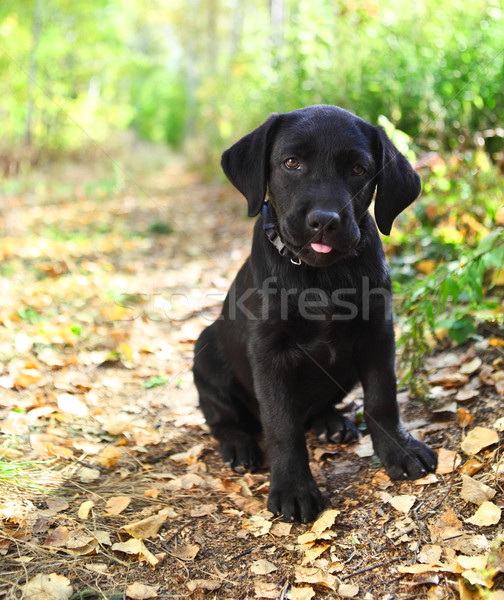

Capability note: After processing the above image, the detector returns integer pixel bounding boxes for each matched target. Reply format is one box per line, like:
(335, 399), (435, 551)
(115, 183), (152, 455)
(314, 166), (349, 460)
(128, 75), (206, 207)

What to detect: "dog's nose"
(306, 210), (341, 231)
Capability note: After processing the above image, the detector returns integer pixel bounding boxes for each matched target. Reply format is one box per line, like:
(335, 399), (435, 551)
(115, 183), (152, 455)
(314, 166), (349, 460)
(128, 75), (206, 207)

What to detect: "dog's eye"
(352, 164), (366, 175)
(284, 157), (300, 170)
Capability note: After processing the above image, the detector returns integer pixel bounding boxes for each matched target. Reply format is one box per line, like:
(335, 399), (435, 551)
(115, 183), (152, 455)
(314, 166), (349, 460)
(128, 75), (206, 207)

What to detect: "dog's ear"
(373, 126), (421, 236)
(221, 114), (280, 217)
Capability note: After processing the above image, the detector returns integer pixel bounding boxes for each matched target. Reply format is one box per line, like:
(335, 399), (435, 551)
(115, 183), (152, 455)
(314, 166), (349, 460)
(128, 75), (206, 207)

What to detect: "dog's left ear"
(221, 113), (280, 217)
(373, 126), (421, 236)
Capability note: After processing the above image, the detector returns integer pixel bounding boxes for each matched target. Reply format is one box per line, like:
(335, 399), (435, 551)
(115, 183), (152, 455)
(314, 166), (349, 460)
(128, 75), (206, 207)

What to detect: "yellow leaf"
(105, 496), (131, 515)
(465, 501), (501, 526)
(461, 427), (499, 455)
(311, 509), (340, 536)
(121, 508), (175, 540)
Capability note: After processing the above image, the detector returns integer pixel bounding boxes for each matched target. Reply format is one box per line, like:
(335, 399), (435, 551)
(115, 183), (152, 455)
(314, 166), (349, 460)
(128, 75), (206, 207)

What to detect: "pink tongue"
(311, 243), (332, 254)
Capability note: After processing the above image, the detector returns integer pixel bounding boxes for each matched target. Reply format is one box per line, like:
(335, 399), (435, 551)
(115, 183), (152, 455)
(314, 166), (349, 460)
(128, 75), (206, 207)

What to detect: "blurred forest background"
(0, 0), (503, 385)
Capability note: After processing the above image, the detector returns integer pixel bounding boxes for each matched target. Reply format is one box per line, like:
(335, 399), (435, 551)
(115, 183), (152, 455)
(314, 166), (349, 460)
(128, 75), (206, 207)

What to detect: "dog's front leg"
(356, 322), (437, 479)
(250, 350), (324, 523)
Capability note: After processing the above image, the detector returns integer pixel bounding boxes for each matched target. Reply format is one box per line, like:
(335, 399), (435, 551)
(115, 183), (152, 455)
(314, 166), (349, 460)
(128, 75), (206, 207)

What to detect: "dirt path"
(0, 151), (503, 599)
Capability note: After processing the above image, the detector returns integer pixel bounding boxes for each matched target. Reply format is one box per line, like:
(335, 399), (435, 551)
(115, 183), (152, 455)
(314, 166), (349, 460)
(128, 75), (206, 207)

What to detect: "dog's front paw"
(377, 434), (437, 480)
(310, 410), (360, 444)
(267, 474), (324, 523)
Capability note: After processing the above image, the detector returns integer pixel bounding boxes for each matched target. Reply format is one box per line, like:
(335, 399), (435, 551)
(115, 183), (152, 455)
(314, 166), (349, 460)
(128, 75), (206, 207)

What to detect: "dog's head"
(221, 105), (420, 267)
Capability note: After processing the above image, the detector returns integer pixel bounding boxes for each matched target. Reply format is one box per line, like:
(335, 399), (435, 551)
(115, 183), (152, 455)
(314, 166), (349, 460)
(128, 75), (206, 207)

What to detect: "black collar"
(262, 202), (302, 265)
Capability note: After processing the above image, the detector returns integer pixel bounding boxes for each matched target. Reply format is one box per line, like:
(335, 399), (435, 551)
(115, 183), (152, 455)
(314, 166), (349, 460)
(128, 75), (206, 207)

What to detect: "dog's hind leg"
(193, 323), (262, 473)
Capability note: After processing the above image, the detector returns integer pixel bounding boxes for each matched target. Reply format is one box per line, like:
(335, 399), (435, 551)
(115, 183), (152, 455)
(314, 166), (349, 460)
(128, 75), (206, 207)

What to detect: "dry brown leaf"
(460, 457), (484, 477)
(57, 393), (88, 417)
(44, 526), (70, 548)
(457, 554), (489, 570)
(339, 583), (359, 598)
(105, 496), (131, 515)
(428, 369), (469, 387)
(66, 530), (95, 550)
(301, 542), (331, 565)
(289, 587), (316, 600)
(311, 509), (340, 536)
(461, 427), (499, 455)
(21, 573), (73, 600)
(242, 513), (273, 536)
(169, 443), (205, 463)
(121, 507), (175, 539)
(75, 465), (99, 483)
(270, 522), (292, 537)
(98, 446), (121, 468)
(254, 580), (279, 599)
(413, 473), (438, 486)
(417, 544), (442, 564)
(459, 357), (482, 375)
(125, 583), (158, 599)
(435, 448), (462, 474)
(465, 501), (501, 526)
(457, 407), (475, 428)
(78, 500), (95, 520)
(294, 565), (337, 590)
(456, 389), (480, 403)
(388, 494), (417, 515)
(250, 559), (277, 575)
(143, 489), (161, 499)
(190, 503), (217, 517)
(112, 539), (159, 566)
(353, 434), (374, 457)
(186, 579), (221, 592)
(460, 474), (496, 505)
(231, 493), (264, 515)
(171, 543), (199, 561)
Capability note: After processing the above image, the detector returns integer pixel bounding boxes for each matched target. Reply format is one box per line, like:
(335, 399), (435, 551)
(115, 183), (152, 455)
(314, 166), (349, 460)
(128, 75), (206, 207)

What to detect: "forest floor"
(1, 147), (504, 600)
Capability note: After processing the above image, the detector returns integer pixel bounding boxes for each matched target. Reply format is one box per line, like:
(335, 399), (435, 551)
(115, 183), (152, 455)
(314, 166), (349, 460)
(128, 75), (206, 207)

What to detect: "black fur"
(194, 105), (436, 523)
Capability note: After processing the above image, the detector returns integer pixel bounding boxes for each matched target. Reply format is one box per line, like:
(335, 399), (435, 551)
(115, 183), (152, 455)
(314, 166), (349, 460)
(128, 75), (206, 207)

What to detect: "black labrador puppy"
(193, 105), (437, 523)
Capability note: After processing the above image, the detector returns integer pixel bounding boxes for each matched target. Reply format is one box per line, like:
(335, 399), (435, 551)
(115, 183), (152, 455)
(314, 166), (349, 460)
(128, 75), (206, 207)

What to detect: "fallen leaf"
(57, 393), (88, 417)
(460, 474), (496, 505)
(21, 573), (73, 600)
(465, 501), (501, 526)
(353, 434), (374, 457)
(461, 427), (499, 455)
(339, 583), (359, 598)
(428, 369), (469, 387)
(112, 539), (159, 566)
(98, 446), (121, 468)
(457, 407), (475, 428)
(417, 544), (443, 564)
(301, 542), (331, 565)
(294, 565), (337, 591)
(186, 580), (221, 592)
(250, 559), (277, 575)
(254, 580), (279, 599)
(169, 443), (205, 463)
(125, 583), (158, 599)
(311, 509), (340, 536)
(190, 504), (217, 517)
(388, 494), (417, 515)
(171, 543), (199, 561)
(413, 473), (438, 485)
(435, 448), (462, 474)
(460, 458), (484, 477)
(289, 587), (316, 600)
(456, 389), (480, 403)
(459, 357), (482, 375)
(270, 522), (292, 537)
(457, 554), (489, 570)
(44, 526), (70, 548)
(242, 512), (273, 536)
(78, 500), (95, 520)
(121, 507), (175, 539)
(105, 496), (131, 515)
